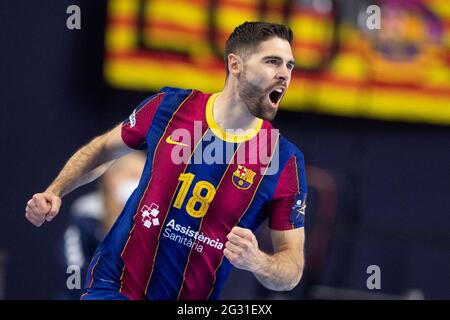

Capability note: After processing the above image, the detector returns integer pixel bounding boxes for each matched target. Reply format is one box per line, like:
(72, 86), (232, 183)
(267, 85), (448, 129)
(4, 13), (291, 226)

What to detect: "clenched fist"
(224, 226), (264, 273)
(25, 191), (62, 227)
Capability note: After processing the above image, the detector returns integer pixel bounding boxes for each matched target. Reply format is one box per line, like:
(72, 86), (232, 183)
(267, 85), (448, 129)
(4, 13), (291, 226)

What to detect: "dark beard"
(237, 71), (277, 121)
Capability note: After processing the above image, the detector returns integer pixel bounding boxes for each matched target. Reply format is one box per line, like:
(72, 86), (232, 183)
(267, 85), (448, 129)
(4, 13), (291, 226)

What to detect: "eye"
(266, 59), (278, 65)
(287, 63), (295, 70)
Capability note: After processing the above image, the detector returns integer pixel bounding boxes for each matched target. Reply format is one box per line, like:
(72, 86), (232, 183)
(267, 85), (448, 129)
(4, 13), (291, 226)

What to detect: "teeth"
(275, 88), (283, 93)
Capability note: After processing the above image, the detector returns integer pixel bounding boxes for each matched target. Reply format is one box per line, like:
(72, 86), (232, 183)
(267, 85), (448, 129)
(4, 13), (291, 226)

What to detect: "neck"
(213, 81), (262, 133)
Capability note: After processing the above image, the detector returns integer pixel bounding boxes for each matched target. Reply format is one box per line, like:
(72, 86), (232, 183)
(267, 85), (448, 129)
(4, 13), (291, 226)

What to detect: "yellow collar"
(205, 93), (263, 143)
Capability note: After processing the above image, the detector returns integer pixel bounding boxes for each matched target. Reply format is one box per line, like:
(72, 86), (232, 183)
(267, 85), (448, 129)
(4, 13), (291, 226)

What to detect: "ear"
(227, 53), (242, 77)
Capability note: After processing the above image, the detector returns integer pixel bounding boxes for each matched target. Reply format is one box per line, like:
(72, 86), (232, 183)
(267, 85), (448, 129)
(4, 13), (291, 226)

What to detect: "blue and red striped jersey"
(83, 87), (307, 300)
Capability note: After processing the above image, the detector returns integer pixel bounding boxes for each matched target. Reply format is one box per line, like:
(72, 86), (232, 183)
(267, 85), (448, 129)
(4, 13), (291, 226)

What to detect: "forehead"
(248, 37), (294, 61)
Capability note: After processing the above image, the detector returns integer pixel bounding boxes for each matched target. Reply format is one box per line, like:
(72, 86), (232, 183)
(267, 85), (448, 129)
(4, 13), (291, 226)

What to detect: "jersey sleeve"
(121, 92), (165, 150)
(268, 152), (307, 230)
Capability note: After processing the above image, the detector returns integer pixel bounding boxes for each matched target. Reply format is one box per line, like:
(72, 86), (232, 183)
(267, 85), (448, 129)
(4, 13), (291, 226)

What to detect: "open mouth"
(268, 87), (285, 106)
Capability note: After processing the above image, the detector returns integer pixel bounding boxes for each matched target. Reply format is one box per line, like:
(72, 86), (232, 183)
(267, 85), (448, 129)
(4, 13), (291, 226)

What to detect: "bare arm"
(252, 228), (304, 291)
(46, 124), (132, 197)
(224, 227), (304, 291)
(25, 123), (133, 227)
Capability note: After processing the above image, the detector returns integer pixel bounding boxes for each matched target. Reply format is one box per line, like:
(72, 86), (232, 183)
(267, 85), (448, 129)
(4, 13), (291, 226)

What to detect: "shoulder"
(160, 86), (207, 99)
(261, 122), (304, 160)
(156, 87), (209, 107)
(135, 87), (199, 109)
(278, 135), (305, 165)
(160, 86), (195, 95)
(130, 87), (207, 117)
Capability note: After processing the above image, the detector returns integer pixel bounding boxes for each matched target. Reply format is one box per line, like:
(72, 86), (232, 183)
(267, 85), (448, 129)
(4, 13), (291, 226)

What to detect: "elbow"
(286, 272), (303, 291)
(283, 266), (304, 291)
(267, 268), (303, 292)
(275, 255), (304, 292)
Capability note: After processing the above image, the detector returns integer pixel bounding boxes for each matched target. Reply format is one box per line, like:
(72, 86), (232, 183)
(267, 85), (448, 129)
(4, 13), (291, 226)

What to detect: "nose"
(277, 65), (290, 82)
(277, 74), (287, 82)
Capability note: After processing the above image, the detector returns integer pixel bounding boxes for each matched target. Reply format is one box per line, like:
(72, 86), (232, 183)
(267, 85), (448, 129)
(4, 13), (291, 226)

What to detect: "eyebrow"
(263, 56), (296, 66)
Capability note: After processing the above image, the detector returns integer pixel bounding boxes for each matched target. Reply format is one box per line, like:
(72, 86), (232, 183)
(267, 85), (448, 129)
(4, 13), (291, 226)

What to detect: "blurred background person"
(56, 152), (146, 299)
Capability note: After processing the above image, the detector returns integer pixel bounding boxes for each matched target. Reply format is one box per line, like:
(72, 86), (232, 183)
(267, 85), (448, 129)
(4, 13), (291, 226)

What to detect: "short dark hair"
(224, 21), (293, 77)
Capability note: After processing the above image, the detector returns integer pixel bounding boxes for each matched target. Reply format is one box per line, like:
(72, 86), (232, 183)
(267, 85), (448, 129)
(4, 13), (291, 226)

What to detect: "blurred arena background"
(0, 0), (449, 299)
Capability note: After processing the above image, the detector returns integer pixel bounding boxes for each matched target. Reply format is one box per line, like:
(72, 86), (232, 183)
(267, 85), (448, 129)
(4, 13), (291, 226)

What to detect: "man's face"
(237, 37), (295, 121)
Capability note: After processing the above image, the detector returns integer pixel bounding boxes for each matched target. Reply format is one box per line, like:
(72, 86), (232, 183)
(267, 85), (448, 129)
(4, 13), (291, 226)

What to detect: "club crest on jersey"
(232, 165), (256, 190)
